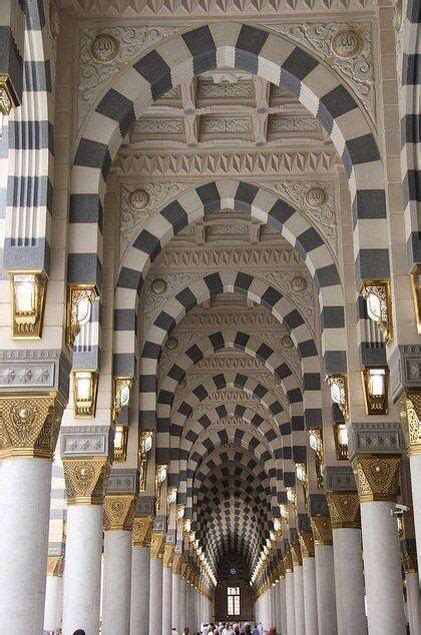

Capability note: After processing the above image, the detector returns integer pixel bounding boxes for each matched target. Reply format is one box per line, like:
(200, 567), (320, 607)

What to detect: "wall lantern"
(279, 504), (289, 520)
(326, 373), (349, 420)
(66, 285), (97, 348)
(286, 486), (296, 505)
(333, 423), (349, 460)
(308, 429), (323, 460)
(155, 463), (168, 511)
(112, 376), (133, 421)
(361, 367), (388, 415)
(360, 280), (393, 343)
(167, 487), (177, 505)
(0, 75), (14, 136)
(73, 370), (98, 418)
(296, 462), (307, 486)
(177, 504), (185, 520)
(9, 272), (47, 339)
(113, 424), (129, 462)
(139, 430), (154, 491)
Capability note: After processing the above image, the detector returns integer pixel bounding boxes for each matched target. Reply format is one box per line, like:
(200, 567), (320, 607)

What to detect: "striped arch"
(3, 0), (55, 277)
(115, 180), (343, 377)
(139, 272), (329, 431)
(71, 22), (389, 296)
(400, 0), (421, 268)
(157, 327), (322, 428)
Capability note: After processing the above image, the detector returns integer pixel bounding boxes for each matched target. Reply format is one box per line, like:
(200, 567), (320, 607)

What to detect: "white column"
(179, 577), (186, 630)
(406, 571), (421, 634)
(410, 454), (421, 582)
(314, 545), (337, 635)
(149, 556), (163, 633)
(102, 530), (132, 634)
(62, 505), (103, 635)
(172, 573), (181, 631)
(44, 573), (63, 632)
(279, 576), (287, 635)
(0, 457), (52, 634)
(285, 571), (295, 635)
(130, 545), (150, 634)
(332, 528), (367, 635)
(302, 557), (318, 635)
(162, 564), (173, 635)
(360, 501), (406, 634)
(293, 565), (305, 635)
(275, 581), (282, 633)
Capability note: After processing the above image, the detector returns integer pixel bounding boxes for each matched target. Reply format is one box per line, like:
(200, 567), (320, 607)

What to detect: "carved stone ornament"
(91, 33), (119, 62)
(291, 541), (302, 567)
(352, 454), (401, 502)
(63, 456), (111, 505)
(172, 551), (183, 575)
(150, 530), (166, 559)
(326, 491), (360, 529)
(396, 388), (421, 456)
(47, 555), (64, 577)
(283, 549), (293, 573)
(103, 494), (136, 531)
(263, 21), (375, 122)
(299, 531), (315, 557)
(163, 542), (175, 568)
(0, 394), (64, 459)
(310, 515), (333, 545)
(132, 515), (153, 547)
(129, 188), (150, 211)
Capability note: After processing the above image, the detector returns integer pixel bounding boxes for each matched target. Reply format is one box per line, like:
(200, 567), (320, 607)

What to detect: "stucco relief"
(263, 21), (375, 123)
(78, 25), (184, 130)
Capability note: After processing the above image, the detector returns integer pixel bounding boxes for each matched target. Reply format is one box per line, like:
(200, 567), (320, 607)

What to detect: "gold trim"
(163, 542), (175, 568)
(150, 530), (165, 559)
(65, 284), (98, 349)
(283, 549), (293, 573)
(361, 367), (389, 416)
(299, 531), (315, 558)
(352, 454), (400, 502)
(132, 515), (153, 547)
(72, 370), (99, 418)
(0, 74), (14, 113)
(360, 279), (393, 344)
(327, 491), (360, 529)
(396, 388), (421, 455)
(410, 265), (421, 335)
(311, 515), (333, 546)
(291, 541), (302, 567)
(103, 494), (135, 531)
(8, 271), (47, 340)
(63, 456), (110, 505)
(46, 555), (64, 576)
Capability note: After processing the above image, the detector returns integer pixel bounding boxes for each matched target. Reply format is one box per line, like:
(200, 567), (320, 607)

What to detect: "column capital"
(291, 541), (302, 567)
(132, 515), (153, 547)
(283, 549), (293, 573)
(352, 454), (401, 502)
(0, 393), (65, 460)
(396, 388), (421, 455)
(298, 531), (315, 557)
(150, 530), (166, 559)
(310, 515), (333, 546)
(326, 491), (361, 529)
(401, 539), (418, 574)
(389, 344), (421, 402)
(63, 456), (111, 505)
(172, 551), (183, 574)
(104, 494), (136, 531)
(163, 542), (175, 568)
(46, 555), (64, 577)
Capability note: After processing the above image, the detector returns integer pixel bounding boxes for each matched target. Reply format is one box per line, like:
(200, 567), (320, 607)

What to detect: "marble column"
(302, 555), (318, 635)
(43, 556), (64, 633)
(291, 542), (305, 635)
(353, 455), (406, 634)
(61, 442), (111, 635)
(405, 569), (421, 634)
(172, 553), (183, 631)
(279, 573), (287, 635)
(149, 530), (165, 634)
(130, 515), (153, 634)
(285, 550), (295, 635)
(179, 575), (187, 630)
(0, 392), (61, 635)
(275, 580), (282, 633)
(101, 492), (135, 635)
(162, 542), (174, 635)
(327, 491), (367, 635)
(311, 516), (337, 635)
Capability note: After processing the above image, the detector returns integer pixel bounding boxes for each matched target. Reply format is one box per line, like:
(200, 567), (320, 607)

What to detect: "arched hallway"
(0, 0), (420, 634)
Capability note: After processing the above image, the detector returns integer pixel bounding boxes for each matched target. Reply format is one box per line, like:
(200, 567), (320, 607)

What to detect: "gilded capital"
(150, 530), (165, 559)
(352, 454), (400, 502)
(283, 549), (293, 573)
(63, 456), (110, 505)
(299, 531), (315, 558)
(132, 515), (153, 547)
(396, 389), (421, 455)
(172, 551), (183, 575)
(326, 491), (360, 529)
(104, 494), (135, 531)
(402, 551), (418, 574)
(0, 394), (64, 460)
(291, 541), (302, 567)
(47, 555), (64, 577)
(310, 515), (333, 546)
(163, 542), (175, 568)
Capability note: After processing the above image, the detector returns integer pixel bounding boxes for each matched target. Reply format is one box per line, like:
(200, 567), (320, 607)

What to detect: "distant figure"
(172, 628), (180, 635)
(73, 631), (86, 635)
(182, 628), (190, 635)
(257, 623), (264, 635)
(252, 626), (259, 635)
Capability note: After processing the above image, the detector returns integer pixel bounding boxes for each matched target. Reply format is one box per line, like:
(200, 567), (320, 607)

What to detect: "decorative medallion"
(129, 188), (150, 211)
(305, 186), (326, 208)
(91, 34), (120, 62)
(151, 278), (167, 296)
(332, 29), (362, 58)
(281, 335), (294, 349)
(166, 336), (178, 350)
(290, 276), (307, 293)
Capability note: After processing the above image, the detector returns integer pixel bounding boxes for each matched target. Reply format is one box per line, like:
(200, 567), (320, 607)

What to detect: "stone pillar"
(102, 472), (137, 635)
(291, 542), (305, 635)
(130, 511), (153, 635)
(44, 556), (64, 632)
(172, 552), (183, 631)
(149, 528), (165, 634)
(326, 482), (367, 635)
(284, 549), (295, 635)
(352, 452), (406, 634)
(179, 571), (187, 630)
(299, 531), (318, 635)
(402, 546), (421, 635)
(0, 391), (66, 634)
(162, 541), (175, 635)
(311, 515), (337, 635)
(61, 449), (111, 635)
(279, 570), (287, 635)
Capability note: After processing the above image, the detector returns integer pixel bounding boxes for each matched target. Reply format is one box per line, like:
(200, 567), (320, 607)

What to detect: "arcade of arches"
(0, 1), (420, 634)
